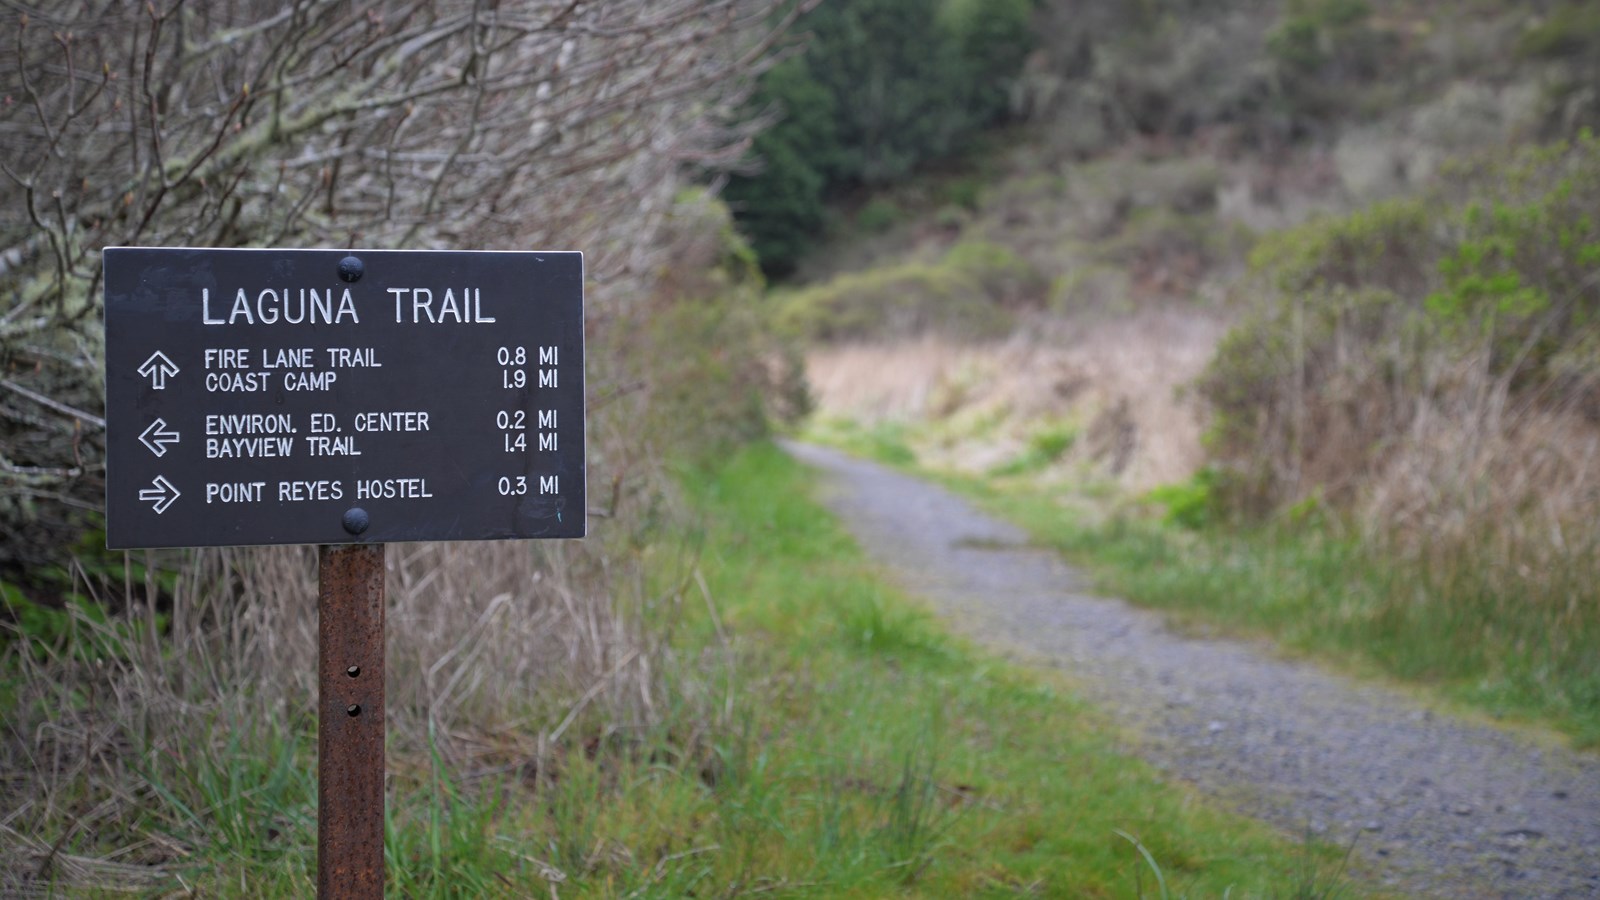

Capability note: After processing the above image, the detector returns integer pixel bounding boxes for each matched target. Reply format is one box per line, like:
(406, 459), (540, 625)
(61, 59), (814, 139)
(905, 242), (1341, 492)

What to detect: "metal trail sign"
(104, 247), (585, 548)
(105, 247), (586, 899)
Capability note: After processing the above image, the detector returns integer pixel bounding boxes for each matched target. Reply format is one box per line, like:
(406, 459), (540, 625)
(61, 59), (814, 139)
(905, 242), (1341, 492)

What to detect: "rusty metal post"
(318, 543), (386, 898)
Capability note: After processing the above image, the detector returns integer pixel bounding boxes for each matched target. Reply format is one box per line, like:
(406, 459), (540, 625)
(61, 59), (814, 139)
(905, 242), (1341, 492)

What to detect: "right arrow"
(138, 418), (181, 457)
(137, 351), (180, 390)
(138, 475), (181, 514)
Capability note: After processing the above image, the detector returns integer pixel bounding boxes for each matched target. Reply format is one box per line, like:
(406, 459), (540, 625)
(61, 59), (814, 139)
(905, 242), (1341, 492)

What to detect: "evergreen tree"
(727, 0), (1035, 275)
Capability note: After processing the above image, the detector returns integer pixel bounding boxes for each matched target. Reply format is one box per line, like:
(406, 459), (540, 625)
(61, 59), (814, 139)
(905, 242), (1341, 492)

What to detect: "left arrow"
(136, 351), (180, 390)
(138, 418), (181, 457)
(138, 476), (181, 514)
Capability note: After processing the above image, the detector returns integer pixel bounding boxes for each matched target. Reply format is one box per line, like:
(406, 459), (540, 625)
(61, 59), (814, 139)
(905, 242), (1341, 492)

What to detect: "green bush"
(989, 422), (1078, 478)
(944, 240), (1047, 306)
(778, 241), (1046, 341)
(1266, 0), (1373, 70)
(1424, 144), (1600, 386)
(1248, 197), (1435, 296)
(857, 198), (903, 235)
(1516, 4), (1600, 60)
(722, 59), (838, 277)
(938, 0), (1036, 123)
(727, 0), (1036, 274)
(1144, 469), (1219, 530)
(1265, 0), (1397, 125)
(939, 177), (984, 211)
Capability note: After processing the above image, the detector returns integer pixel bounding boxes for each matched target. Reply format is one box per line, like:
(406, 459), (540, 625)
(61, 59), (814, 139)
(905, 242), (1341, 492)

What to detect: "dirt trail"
(785, 441), (1600, 899)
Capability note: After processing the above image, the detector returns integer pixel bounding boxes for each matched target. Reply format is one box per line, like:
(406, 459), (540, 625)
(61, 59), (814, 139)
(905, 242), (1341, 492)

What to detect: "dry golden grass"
(805, 307), (1229, 491)
(0, 514), (707, 894)
(1358, 360), (1600, 592)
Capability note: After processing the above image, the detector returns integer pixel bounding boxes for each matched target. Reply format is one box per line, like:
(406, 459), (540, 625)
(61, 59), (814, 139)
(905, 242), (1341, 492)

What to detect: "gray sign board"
(104, 247), (585, 549)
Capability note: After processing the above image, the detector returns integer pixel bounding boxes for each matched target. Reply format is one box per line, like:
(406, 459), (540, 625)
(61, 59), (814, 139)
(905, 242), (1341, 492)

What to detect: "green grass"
(946, 474), (1600, 749)
(988, 421), (1079, 477)
(803, 417), (920, 467)
(624, 442), (1370, 896)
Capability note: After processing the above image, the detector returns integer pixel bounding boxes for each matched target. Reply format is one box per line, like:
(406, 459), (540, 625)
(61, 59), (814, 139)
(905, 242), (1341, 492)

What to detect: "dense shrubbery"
(1199, 135), (1600, 549)
(1265, 0), (1392, 121)
(726, 0), (1035, 275)
(776, 240), (1046, 340)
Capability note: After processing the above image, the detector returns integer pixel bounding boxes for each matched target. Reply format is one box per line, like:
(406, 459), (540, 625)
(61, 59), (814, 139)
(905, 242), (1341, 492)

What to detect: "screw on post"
(337, 255), (364, 283)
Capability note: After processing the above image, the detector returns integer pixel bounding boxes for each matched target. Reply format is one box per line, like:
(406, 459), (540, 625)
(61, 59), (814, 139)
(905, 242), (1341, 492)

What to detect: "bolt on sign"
(104, 248), (585, 548)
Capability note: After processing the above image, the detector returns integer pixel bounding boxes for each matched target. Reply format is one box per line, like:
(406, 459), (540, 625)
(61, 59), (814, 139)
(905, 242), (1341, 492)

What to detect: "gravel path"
(784, 442), (1600, 899)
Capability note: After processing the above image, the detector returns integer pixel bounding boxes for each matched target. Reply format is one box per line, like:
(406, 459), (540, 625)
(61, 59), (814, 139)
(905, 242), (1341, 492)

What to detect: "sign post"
(317, 543), (386, 897)
(315, 544), (387, 890)
(104, 248), (585, 897)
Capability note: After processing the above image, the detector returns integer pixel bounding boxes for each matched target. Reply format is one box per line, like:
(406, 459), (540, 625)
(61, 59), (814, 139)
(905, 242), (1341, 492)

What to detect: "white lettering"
(204, 348), (248, 368)
(439, 288), (463, 323)
(262, 347), (315, 368)
(309, 288), (331, 324)
(258, 289), (281, 324)
(202, 288), (224, 324)
(353, 411), (430, 432)
(205, 413), (293, 434)
(205, 371), (270, 392)
(305, 435), (361, 456)
(278, 480), (343, 502)
(326, 347), (380, 367)
(390, 287), (493, 323)
(229, 288), (254, 325)
(205, 481), (267, 503)
(336, 288), (357, 323)
(355, 478), (433, 500)
(412, 288), (435, 323)
(205, 436), (295, 458)
(283, 370), (337, 391)
(202, 288), (360, 326)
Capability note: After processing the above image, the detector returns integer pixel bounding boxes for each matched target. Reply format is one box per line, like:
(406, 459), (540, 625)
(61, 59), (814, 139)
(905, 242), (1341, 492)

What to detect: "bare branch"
(0, 0), (793, 566)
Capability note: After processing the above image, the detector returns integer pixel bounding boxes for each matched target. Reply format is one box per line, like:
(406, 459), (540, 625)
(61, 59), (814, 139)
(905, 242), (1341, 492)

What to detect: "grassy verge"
(609, 442), (1366, 896)
(941, 473), (1600, 750)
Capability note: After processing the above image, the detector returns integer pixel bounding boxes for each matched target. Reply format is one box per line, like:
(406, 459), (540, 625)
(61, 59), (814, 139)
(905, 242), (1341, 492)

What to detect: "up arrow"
(138, 475), (181, 515)
(137, 351), (180, 390)
(138, 418), (181, 457)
